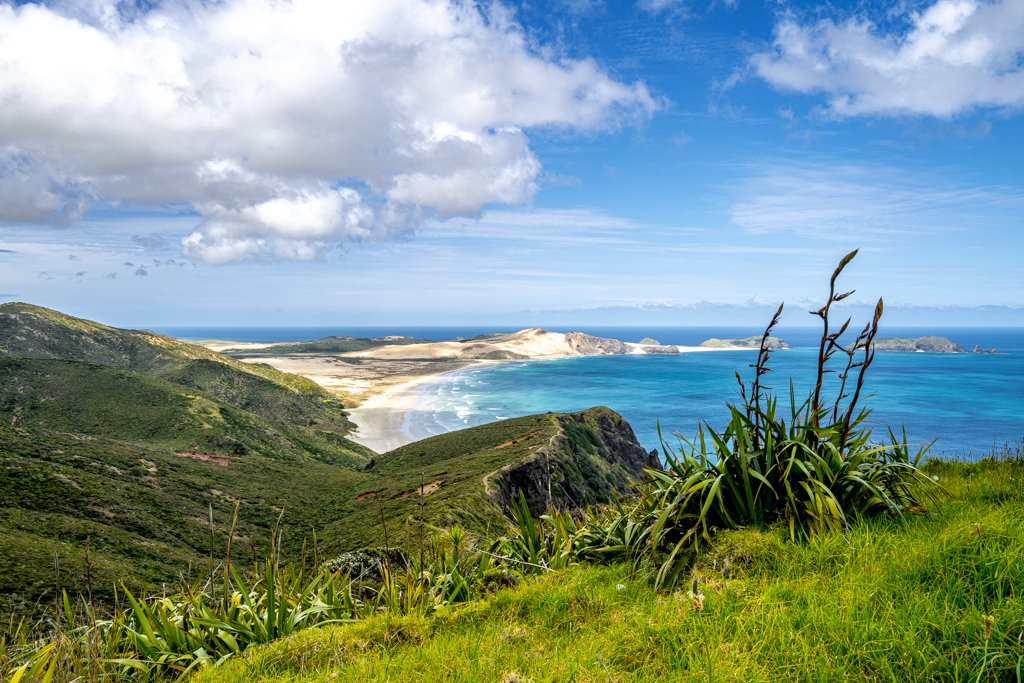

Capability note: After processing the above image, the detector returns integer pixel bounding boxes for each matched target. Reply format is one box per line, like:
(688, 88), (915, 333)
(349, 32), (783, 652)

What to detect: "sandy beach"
(344, 364), (492, 453)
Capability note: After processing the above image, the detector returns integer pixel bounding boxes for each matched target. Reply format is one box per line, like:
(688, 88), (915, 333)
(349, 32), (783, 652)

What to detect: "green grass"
(0, 358), (369, 460)
(0, 302), (355, 430)
(193, 457), (1024, 683)
(0, 406), (639, 625)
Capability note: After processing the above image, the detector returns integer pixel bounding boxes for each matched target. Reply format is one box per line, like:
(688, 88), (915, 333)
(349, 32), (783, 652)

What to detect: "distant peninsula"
(699, 335), (792, 350)
(872, 336), (1000, 354)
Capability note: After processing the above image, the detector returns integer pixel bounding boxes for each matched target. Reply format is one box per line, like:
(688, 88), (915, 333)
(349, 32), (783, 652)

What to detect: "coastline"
(345, 361), (496, 453)
(342, 349), (741, 453)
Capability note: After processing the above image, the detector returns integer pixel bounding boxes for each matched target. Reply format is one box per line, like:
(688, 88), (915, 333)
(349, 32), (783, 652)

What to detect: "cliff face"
(488, 407), (660, 516)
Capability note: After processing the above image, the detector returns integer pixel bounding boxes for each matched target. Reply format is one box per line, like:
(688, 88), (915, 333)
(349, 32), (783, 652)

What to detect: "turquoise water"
(156, 325), (1024, 459)
(409, 339), (1024, 460)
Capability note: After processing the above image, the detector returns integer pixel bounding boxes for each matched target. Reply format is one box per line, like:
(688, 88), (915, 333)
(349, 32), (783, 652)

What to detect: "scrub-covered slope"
(0, 302), (354, 432)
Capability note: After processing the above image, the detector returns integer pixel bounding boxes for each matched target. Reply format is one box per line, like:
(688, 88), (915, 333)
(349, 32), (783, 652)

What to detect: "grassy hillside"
(0, 303), (354, 432)
(0, 358), (369, 462)
(0, 405), (644, 623)
(0, 425), (366, 622)
(196, 455), (1024, 683)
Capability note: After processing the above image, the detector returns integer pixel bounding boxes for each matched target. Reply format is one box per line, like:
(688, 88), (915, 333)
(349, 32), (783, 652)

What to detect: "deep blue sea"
(155, 325), (1024, 459)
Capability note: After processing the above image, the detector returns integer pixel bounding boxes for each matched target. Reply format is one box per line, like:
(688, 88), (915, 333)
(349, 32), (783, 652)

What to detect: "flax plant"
(636, 250), (939, 587)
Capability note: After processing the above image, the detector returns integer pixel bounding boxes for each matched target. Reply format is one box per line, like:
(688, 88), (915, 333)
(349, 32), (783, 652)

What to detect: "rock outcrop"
(563, 332), (632, 355)
(639, 345), (681, 355)
(972, 345), (1001, 354)
(488, 407), (660, 516)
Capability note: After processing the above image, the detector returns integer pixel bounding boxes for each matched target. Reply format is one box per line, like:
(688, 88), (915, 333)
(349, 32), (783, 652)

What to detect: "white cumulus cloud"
(751, 0), (1024, 117)
(0, 0), (656, 262)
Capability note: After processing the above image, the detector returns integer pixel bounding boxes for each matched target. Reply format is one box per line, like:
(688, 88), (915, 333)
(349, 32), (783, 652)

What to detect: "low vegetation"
(0, 302), (355, 431)
(196, 454), (1023, 683)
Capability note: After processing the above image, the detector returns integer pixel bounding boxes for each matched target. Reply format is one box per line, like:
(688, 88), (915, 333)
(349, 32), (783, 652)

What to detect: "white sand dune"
(346, 328), (722, 360)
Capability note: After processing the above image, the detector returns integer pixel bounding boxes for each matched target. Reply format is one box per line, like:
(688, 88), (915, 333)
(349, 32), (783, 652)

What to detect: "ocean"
(155, 325), (1024, 459)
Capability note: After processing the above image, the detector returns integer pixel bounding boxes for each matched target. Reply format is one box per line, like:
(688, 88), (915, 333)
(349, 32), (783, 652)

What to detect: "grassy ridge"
(196, 457), (1024, 682)
(0, 358), (370, 461)
(0, 303), (354, 431)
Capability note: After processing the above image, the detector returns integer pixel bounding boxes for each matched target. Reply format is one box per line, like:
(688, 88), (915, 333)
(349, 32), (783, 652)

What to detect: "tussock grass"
(188, 458), (1023, 682)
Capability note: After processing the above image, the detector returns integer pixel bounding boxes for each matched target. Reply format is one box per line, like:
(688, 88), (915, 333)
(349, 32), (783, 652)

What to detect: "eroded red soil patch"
(356, 490), (384, 501)
(176, 452), (232, 467)
(395, 479), (444, 499)
(493, 430), (542, 450)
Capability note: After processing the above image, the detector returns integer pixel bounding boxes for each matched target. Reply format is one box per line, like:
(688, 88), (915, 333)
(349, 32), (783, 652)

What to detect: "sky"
(0, 0), (1022, 327)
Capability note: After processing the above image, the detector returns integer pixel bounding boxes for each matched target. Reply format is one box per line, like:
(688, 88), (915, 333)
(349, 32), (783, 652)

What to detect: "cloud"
(134, 267), (148, 277)
(728, 161), (1024, 237)
(106, 273), (117, 279)
(637, 0), (687, 13)
(0, 0), (657, 263)
(751, 0), (1024, 117)
(669, 131), (692, 146)
(131, 233), (169, 250)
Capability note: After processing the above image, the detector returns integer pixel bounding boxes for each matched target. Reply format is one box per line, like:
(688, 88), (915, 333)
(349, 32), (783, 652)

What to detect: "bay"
(153, 325), (1024, 459)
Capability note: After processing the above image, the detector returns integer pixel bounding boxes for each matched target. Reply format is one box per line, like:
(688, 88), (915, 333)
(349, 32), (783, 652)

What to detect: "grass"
(0, 302), (355, 431)
(184, 455), (1023, 683)
(0, 406), (639, 625)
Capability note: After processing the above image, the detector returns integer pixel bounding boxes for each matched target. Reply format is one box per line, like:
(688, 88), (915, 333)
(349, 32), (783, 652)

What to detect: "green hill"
(872, 335), (967, 353)
(0, 358), (370, 463)
(0, 303), (355, 433)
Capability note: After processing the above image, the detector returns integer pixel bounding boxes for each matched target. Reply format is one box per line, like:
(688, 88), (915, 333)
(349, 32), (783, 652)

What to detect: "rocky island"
(699, 335), (792, 350)
(872, 336), (967, 353)
(971, 345), (1001, 354)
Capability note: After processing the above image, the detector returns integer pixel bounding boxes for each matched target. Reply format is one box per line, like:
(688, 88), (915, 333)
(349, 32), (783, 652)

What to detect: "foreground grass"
(196, 458), (1024, 683)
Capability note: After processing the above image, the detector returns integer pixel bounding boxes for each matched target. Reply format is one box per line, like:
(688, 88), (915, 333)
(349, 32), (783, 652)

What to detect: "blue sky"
(0, 0), (1022, 326)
